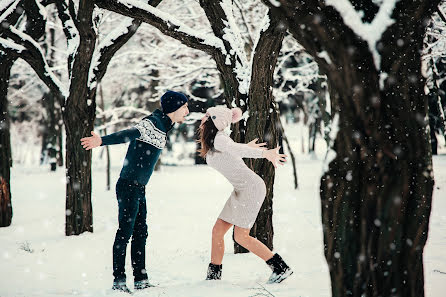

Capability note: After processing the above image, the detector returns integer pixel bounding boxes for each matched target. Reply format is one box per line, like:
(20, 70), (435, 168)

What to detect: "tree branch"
(55, 0), (79, 78)
(199, 0), (247, 65)
(90, 19), (142, 88)
(233, 0), (254, 51)
(22, 0), (46, 40)
(0, 0), (20, 16)
(2, 27), (66, 99)
(262, 0), (443, 74)
(94, 0), (223, 55)
(436, 5), (446, 24)
(0, 0), (22, 27)
(0, 36), (26, 52)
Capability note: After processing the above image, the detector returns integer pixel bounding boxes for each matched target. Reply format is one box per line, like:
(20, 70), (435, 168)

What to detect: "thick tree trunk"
(320, 44), (433, 296)
(0, 56), (13, 227)
(64, 103), (95, 235)
(234, 11), (286, 252)
(64, 0), (97, 235)
(264, 1), (439, 296)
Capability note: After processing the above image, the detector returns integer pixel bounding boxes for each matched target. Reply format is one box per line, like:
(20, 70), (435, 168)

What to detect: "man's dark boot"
(206, 263), (222, 280)
(134, 279), (155, 290)
(112, 281), (133, 294)
(266, 253), (293, 283)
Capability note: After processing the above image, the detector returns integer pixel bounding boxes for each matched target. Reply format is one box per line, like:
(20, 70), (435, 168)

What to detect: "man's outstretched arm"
(80, 128), (141, 150)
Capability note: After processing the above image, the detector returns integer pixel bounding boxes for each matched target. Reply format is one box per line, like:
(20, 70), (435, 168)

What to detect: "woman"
(198, 106), (293, 284)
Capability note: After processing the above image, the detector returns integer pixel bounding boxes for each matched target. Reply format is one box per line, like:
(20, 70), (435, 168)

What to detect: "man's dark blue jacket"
(100, 109), (173, 186)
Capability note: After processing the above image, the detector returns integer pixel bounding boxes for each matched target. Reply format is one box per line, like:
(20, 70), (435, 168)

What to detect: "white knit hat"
(204, 106), (242, 131)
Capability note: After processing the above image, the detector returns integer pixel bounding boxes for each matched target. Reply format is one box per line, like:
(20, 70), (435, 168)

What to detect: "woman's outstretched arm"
(213, 134), (286, 167)
(213, 134), (264, 159)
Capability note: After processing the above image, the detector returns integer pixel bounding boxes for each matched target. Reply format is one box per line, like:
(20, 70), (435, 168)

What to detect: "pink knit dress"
(206, 131), (267, 229)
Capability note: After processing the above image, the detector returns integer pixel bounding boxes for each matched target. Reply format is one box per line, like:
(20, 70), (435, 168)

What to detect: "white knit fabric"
(134, 119), (167, 149)
(206, 131), (266, 229)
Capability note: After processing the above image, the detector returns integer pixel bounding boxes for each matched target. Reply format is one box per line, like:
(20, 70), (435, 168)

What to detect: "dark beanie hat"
(160, 91), (188, 114)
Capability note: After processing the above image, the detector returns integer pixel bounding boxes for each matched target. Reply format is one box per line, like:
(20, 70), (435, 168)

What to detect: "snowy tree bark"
(61, 0), (143, 235)
(264, 1), (440, 296)
(62, 0), (98, 235)
(236, 10), (286, 252)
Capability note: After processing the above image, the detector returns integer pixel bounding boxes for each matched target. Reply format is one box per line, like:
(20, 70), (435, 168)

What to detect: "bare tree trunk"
(63, 0), (97, 235)
(234, 10), (286, 252)
(264, 1), (439, 296)
(0, 56), (13, 227)
(63, 0), (142, 235)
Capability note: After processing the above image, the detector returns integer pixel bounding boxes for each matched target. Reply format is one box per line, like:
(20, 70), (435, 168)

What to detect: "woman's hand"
(247, 138), (267, 150)
(80, 131), (102, 150)
(262, 146), (287, 168)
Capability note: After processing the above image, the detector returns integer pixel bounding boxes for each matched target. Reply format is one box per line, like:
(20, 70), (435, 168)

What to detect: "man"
(80, 91), (189, 293)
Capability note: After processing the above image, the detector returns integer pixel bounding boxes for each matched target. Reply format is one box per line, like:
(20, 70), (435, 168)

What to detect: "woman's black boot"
(266, 253), (293, 283)
(206, 263), (222, 280)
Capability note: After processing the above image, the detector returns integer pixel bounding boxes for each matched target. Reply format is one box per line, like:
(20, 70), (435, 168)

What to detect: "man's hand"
(262, 146), (287, 168)
(80, 131), (102, 150)
(247, 138), (267, 150)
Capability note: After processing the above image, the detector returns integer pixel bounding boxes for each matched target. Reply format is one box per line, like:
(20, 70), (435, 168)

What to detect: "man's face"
(170, 103), (189, 123)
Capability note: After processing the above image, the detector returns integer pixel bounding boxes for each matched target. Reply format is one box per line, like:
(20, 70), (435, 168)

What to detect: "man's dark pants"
(113, 178), (148, 283)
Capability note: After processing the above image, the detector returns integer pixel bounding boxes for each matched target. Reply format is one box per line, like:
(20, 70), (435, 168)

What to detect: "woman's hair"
(197, 118), (218, 158)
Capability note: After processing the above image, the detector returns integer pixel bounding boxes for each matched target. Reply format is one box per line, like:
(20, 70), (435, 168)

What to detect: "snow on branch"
(55, 0), (79, 79)
(95, 0), (224, 54)
(233, 0), (255, 48)
(34, 0), (47, 21)
(0, 0), (21, 24)
(325, 0), (398, 69)
(89, 18), (141, 89)
(0, 36), (26, 52)
(3, 26), (67, 98)
(436, 6), (446, 24)
(220, 0), (248, 64)
(220, 0), (250, 96)
(0, 0), (17, 13)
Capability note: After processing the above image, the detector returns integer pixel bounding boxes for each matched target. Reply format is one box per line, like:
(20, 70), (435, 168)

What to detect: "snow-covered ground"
(1, 153), (446, 297)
